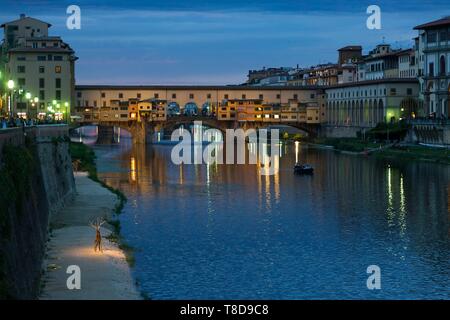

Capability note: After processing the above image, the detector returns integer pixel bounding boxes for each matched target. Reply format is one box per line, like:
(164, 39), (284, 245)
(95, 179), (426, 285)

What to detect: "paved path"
(40, 173), (140, 300)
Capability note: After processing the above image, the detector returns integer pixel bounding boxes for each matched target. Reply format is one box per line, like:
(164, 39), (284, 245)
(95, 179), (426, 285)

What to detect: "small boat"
(294, 163), (314, 175)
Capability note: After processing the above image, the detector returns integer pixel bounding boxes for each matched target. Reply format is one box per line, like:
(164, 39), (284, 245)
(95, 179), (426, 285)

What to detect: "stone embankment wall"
(0, 125), (75, 299)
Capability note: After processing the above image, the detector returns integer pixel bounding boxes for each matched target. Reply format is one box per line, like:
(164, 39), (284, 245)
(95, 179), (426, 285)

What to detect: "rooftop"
(338, 46), (362, 51)
(414, 16), (450, 30)
(325, 78), (419, 90)
(1, 15), (51, 28)
(75, 85), (320, 91)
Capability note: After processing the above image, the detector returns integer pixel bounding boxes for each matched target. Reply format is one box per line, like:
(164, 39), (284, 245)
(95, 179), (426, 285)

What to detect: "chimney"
(20, 14), (26, 19)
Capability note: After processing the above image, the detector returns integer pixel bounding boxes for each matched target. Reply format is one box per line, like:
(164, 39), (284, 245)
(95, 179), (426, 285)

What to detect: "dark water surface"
(91, 139), (450, 299)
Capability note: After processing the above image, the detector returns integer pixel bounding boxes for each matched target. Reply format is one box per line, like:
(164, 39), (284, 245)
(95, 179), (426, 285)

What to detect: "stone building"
(414, 17), (450, 117)
(0, 14), (77, 120)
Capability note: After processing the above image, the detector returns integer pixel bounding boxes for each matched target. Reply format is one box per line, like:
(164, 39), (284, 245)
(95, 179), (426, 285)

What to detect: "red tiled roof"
(414, 17), (450, 30)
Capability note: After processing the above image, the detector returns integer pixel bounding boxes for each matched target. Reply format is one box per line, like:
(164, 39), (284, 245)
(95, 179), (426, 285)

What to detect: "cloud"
(1, 1), (448, 84)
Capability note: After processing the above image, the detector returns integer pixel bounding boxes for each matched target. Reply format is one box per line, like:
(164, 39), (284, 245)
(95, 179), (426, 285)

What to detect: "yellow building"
(137, 99), (167, 122)
(219, 99), (264, 121)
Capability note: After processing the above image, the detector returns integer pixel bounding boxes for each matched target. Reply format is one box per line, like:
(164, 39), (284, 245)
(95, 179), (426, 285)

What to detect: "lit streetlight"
(7, 80), (15, 116)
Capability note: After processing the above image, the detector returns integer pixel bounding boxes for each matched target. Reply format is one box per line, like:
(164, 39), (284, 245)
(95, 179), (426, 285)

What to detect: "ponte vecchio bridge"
(73, 85), (325, 143)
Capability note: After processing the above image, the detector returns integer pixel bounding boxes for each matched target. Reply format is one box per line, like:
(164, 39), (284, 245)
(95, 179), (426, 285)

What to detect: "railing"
(406, 119), (450, 126)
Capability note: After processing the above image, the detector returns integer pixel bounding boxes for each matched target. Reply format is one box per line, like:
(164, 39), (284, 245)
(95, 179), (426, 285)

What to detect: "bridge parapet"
(0, 125), (69, 153)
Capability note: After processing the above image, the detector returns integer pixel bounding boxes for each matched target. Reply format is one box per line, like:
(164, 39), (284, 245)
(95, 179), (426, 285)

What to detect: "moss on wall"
(0, 142), (35, 299)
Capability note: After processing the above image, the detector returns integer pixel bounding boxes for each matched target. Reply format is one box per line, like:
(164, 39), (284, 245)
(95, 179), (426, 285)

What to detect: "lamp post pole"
(7, 80), (15, 118)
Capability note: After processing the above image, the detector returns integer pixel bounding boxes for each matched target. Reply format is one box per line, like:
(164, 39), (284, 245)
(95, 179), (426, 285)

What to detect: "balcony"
(423, 43), (450, 53)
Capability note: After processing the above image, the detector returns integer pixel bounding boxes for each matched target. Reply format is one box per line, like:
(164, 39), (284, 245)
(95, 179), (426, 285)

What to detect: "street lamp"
(25, 92), (32, 119)
(7, 80), (15, 116)
(64, 102), (69, 124)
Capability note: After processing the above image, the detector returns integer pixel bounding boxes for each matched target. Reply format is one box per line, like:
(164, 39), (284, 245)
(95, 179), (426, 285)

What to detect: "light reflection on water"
(84, 136), (450, 299)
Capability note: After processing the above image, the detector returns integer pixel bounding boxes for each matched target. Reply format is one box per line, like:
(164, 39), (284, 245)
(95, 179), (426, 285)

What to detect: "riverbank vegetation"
(374, 145), (450, 164)
(69, 142), (126, 212)
(312, 137), (383, 153)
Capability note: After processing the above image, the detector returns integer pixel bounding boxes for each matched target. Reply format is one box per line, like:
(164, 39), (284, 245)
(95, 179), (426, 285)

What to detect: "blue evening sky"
(1, 0), (449, 84)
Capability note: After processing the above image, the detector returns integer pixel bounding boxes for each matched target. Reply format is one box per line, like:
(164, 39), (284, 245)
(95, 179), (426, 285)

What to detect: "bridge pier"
(97, 125), (115, 144)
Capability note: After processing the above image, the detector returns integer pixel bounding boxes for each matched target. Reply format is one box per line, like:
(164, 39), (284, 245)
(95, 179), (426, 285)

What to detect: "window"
(54, 56), (63, 61)
(18, 78), (25, 86)
(17, 56), (26, 61)
(103, 101), (107, 107)
(293, 94), (298, 100)
(56, 90), (61, 100)
(429, 62), (434, 77)
(17, 102), (26, 110)
(93, 100), (97, 107)
(55, 78), (61, 88)
(137, 93), (141, 99)
(119, 93), (123, 98)
(39, 78), (45, 88)
(101, 92), (106, 98)
(47, 54), (53, 61)
(41, 42), (47, 48)
(39, 66), (45, 73)
(207, 93), (212, 99)
(37, 56), (46, 61)
(310, 94), (315, 99)
(154, 93), (159, 99)
(427, 32), (437, 43)
(189, 94), (194, 99)
(440, 56), (446, 76)
(224, 94), (229, 99)
(172, 93), (176, 99)
(276, 94), (281, 99)
(407, 88), (413, 95)
(39, 90), (45, 100)
(77, 92), (82, 98)
(55, 66), (61, 73)
(17, 65), (25, 73)
(390, 88), (397, 96)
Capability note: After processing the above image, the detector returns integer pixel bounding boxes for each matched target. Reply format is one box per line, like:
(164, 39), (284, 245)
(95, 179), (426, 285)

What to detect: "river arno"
(91, 138), (450, 300)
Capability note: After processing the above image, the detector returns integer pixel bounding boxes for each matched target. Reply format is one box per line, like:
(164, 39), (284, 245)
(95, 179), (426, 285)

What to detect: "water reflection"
(91, 138), (450, 299)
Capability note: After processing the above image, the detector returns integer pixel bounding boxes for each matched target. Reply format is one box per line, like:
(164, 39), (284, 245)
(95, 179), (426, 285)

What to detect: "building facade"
(1, 14), (76, 120)
(325, 79), (420, 130)
(74, 85), (325, 125)
(414, 17), (450, 117)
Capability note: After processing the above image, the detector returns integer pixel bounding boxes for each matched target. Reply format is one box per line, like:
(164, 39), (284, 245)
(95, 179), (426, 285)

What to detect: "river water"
(88, 136), (450, 300)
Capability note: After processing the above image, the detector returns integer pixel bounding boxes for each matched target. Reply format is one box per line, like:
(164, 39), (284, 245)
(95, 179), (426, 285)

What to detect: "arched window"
(440, 56), (446, 76)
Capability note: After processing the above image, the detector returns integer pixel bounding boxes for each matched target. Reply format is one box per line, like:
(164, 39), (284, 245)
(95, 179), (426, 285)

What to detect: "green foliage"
(69, 142), (97, 177)
(69, 142), (127, 211)
(313, 137), (381, 153)
(376, 145), (450, 164)
(366, 122), (409, 141)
